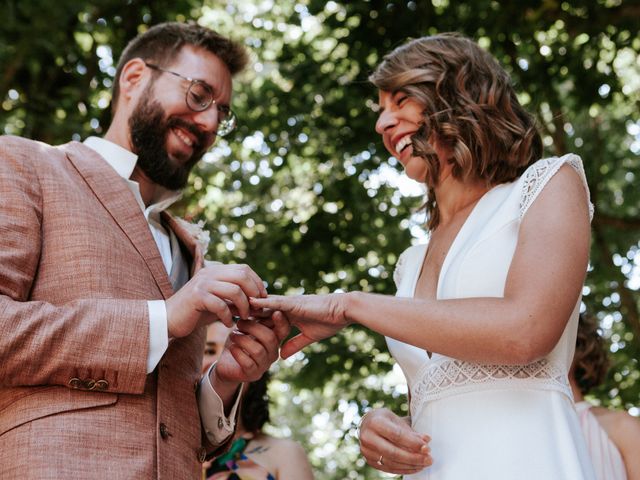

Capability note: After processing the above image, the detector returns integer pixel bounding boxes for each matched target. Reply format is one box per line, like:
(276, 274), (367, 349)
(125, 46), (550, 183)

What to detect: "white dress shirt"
(83, 136), (238, 444)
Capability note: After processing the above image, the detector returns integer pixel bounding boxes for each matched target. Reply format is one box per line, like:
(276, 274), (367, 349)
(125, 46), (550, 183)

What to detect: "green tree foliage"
(2, 1), (638, 478)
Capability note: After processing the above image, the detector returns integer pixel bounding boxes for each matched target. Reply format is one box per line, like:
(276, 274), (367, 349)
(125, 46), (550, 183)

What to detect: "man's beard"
(129, 91), (207, 191)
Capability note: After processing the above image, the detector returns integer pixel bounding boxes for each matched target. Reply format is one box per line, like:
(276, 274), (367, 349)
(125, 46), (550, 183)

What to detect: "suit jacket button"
(159, 423), (170, 440)
(68, 378), (81, 389)
(217, 417), (224, 429)
(84, 379), (96, 390)
(95, 380), (109, 391)
(197, 447), (207, 463)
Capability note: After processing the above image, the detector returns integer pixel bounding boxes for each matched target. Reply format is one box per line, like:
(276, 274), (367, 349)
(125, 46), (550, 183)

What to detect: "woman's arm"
(254, 164), (591, 364)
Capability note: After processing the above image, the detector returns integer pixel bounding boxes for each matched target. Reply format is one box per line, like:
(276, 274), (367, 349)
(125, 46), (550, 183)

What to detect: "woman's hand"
(359, 408), (432, 475)
(250, 293), (351, 358)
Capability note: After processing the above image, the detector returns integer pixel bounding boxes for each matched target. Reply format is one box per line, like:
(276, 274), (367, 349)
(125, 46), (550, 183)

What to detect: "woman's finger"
(280, 333), (315, 359)
(250, 295), (287, 311)
(361, 441), (432, 471)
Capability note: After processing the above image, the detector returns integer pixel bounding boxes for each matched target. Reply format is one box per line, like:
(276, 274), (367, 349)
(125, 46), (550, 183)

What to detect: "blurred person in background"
(571, 313), (640, 480)
(203, 323), (314, 480)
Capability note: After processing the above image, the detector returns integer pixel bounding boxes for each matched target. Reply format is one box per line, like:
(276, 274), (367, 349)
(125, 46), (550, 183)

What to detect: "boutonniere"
(175, 218), (211, 253)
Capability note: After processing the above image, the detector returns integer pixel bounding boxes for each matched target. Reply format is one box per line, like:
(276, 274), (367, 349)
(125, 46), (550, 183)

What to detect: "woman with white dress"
(252, 33), (596, 479)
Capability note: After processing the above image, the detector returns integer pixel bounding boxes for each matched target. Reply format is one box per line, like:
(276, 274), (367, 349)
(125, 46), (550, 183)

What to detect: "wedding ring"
(377, 454), (384, 466)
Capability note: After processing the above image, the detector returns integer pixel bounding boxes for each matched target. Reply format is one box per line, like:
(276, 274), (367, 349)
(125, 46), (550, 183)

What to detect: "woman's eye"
(396, 95), (408, 106)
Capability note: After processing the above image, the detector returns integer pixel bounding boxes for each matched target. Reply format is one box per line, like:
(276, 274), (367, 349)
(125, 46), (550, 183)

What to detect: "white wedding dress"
(386, 155), (597, 479)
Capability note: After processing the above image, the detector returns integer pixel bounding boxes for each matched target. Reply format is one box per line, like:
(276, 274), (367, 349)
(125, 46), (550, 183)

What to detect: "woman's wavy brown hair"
(369, 33), (542, 229)
(573, 313), (610, 395)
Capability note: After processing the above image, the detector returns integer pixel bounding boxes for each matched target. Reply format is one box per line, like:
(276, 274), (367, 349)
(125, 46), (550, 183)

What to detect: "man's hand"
(211, 311), (290, 407)
(250, 293), (350, 358)
(166, 264), (267, 338)
(359, 408), (432, 475)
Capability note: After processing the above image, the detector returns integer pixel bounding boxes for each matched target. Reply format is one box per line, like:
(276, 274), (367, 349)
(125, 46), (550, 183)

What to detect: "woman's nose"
(375, 110), (397, 135)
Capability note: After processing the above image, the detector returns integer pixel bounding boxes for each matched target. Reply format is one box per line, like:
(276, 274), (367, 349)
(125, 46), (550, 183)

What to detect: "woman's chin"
(399, 155), (427, 183)
(403, 165), (427, 183)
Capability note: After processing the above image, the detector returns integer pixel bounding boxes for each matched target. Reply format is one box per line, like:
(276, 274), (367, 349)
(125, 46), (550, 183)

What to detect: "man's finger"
(208, 281), (251, 319)
(235, 320), (278, 353)
(233, 264), (267, 298)
(226, 343), (259, 373)
(204, 264), (266, 299)
(200, 294), (234, 328)
(228, 264), (267, 298)
(228, 331), (270, 365)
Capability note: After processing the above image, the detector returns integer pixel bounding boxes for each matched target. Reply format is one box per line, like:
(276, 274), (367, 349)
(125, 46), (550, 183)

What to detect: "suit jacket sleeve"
(0, 137), (149, 394)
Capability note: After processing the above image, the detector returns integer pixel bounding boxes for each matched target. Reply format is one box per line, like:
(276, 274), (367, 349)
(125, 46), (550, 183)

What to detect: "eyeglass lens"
(187, 83), (236, 136)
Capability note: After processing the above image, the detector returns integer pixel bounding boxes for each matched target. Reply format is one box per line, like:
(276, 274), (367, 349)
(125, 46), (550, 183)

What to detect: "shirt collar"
(83, 136), (182, 209)
(83, 136), (137, 180)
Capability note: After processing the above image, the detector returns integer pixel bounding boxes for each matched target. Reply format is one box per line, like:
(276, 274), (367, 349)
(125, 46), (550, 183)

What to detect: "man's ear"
(118, 58), (149, 102)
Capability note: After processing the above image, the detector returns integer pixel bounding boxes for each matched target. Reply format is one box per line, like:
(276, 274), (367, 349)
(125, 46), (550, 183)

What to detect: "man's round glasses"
(144, 62), (237, 137)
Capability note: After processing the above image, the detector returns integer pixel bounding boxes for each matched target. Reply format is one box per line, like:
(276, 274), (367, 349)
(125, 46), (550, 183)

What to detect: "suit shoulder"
(1, 136), (76, 174)
(0, 134), (51, 149)
(0, 135), (60, 161)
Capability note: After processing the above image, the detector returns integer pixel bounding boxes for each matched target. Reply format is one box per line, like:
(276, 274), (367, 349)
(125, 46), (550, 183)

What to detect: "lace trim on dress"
(410, 357), (572, 417)
(519, 155), (594, 220)
(393, 249), (408, 288)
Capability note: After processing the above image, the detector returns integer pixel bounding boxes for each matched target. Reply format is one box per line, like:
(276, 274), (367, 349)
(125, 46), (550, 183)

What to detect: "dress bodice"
(387, 154), (593, 418)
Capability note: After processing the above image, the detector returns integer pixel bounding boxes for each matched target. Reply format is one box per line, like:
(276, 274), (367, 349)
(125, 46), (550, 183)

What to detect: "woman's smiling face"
(375, 90), (429, 182)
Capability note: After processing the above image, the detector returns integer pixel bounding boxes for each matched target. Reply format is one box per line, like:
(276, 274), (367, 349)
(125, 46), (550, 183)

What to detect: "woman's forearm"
(345, 291), (572, 365)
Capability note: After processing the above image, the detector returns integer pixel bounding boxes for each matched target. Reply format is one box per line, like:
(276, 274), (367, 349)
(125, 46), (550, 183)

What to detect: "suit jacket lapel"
(161, 212), (205, 278)
(63, 141), (174, 299)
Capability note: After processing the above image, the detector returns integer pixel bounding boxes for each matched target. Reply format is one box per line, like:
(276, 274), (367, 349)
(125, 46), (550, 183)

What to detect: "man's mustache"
(168, 117), (207, 153)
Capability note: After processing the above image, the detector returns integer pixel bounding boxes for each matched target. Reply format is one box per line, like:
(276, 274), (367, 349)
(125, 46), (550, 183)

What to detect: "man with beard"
(0, 22), (287, 479)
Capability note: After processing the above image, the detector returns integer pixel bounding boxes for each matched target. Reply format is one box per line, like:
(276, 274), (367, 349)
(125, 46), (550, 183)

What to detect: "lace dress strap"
(393, 244), (426, 289)
(393, 249), (409, 289)
(520, 154), (594, 220)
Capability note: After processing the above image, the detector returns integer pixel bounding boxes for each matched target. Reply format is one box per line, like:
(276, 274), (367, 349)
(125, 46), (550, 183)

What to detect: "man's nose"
(192, 104), (220, 136)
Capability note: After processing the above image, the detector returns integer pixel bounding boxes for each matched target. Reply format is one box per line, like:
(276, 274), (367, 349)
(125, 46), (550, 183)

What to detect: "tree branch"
(593, 214), (640, 230)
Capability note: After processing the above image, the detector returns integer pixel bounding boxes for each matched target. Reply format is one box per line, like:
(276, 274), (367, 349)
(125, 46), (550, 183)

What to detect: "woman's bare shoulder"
(251, 434), (306, 454)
